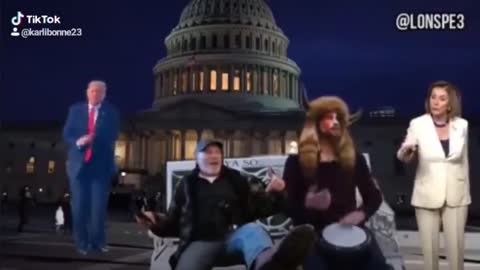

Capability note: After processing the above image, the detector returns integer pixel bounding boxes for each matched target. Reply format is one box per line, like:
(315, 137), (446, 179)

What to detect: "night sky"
(1, 0), (479, 121)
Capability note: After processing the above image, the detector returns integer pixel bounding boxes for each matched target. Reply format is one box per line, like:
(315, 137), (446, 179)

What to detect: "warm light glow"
(115, 141), (126, 167)
(246, 71), (251, 92)
(26, 156), (35, 174)
(48, 160), (55, 174)
(173, 73), (178, 94)
(121, 172), (127, 176)
(233, 70), (240, 91)
(199, 71), (204, 91)
(210, 70), (217, 90)
(185, 130), (198, 160)
(288, 141), (298, 154)
(273, 73), (279, 96)
(200, 129), (214, 139)
(222, 72), (229, 91)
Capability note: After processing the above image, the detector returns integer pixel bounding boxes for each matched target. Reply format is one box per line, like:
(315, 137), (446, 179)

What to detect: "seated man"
(137, 139), (315, 270)
(281, 96), (391, 270)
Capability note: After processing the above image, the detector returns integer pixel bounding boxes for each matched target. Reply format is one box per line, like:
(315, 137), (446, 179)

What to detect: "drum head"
(321, 223), (367, 248)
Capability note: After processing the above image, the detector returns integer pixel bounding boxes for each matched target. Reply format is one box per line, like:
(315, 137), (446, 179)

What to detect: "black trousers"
(303, 234), (392, 270)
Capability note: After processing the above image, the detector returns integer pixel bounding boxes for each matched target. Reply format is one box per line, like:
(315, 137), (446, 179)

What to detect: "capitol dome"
(176, 0), (279, 32)
(151, 0), (305, 113)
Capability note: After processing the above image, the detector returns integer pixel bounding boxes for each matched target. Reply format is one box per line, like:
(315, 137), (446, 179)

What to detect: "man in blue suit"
(63, 80), (120, 254)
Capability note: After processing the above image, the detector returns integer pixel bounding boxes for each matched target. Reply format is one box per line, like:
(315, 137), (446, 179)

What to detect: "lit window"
(199, 71), (204, 91)
(173, 73), (178, 95)
(210, 70), (217, 90)
(26, 156), (35, 174)
(48, 160), (55, 174)
(246, 71), (251, 92)
(288, 141), (298, 154)
(222, 72), (229, 91)
(233, 70), (240, 91)
(185, 130), (198, 160)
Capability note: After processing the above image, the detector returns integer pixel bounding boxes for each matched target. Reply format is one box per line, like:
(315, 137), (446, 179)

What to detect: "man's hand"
(135, 211), (164, 229)
(304, 186), (331, 210)
(76, 134), (94, 147)
(265, 169), (286, 192)
(339, 210), (366, 225)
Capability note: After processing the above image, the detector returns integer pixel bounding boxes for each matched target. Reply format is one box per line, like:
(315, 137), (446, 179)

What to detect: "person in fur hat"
(281, 96), (391, 270)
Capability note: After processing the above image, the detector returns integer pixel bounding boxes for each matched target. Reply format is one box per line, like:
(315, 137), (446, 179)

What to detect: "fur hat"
(298, 96), (361, 179)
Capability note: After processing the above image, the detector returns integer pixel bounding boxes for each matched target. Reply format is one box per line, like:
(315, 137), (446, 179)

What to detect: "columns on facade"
(164, 70), (170, 97)
(217, 65), (222, 91)
(124, 137), (130, 168)
(165, 130), (173, 161)
(248, 129), (255, 157)
(229, 65), (234, 92)
(176, 68), (181, 95)
(180, 130), (186, 160)
(268, 67), (273, 96)
(204, 66), (210, 92)
(292, 75), (297, 102)
(154, 75), (160, 99)
(240, 64), (246, 93)
(186, 67), (191, 94)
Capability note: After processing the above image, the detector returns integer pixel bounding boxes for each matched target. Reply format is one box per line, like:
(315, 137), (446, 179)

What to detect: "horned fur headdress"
(298, 96), (362, 179)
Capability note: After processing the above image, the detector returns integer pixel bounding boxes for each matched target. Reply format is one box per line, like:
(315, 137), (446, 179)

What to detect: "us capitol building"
(1, 0), (479, 220)
(125, 0), (307, 175)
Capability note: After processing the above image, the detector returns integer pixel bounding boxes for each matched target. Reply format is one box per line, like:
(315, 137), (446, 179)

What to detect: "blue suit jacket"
(63, 102), (120, 180)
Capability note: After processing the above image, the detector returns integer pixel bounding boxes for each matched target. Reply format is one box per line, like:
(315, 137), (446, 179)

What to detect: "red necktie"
(84, 107), (95, 162)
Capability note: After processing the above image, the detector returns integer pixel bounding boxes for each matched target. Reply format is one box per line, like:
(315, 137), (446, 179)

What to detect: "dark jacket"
(283, 153), (382, 231)
(63, 102), (120, 180)
(150, 165), (284, 269)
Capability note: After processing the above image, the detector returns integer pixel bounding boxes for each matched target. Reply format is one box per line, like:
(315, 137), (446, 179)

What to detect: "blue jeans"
(175, 223), (273, 270)
(69, 167), (111, 251)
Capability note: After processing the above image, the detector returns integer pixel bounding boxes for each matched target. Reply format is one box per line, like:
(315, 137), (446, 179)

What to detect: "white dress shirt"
(88, 103), (101, 124)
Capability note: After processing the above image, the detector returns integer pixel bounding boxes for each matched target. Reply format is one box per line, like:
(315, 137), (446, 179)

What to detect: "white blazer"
(397, 114), (471, 208)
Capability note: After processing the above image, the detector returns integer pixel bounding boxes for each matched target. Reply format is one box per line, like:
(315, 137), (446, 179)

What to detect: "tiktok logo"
(11, 11), (25, 26)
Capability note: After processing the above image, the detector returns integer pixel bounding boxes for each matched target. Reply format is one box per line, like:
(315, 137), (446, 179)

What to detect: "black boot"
(255, 224), (316, 270)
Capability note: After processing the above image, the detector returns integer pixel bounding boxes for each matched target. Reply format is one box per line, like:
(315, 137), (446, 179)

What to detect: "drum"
(317, 223), (372, 267)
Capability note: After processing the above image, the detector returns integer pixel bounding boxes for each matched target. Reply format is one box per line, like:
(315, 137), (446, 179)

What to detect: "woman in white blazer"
(397, 81), (469, 270)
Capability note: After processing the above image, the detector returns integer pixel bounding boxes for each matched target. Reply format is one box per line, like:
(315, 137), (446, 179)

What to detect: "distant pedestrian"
(17, 186), (34, 232)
